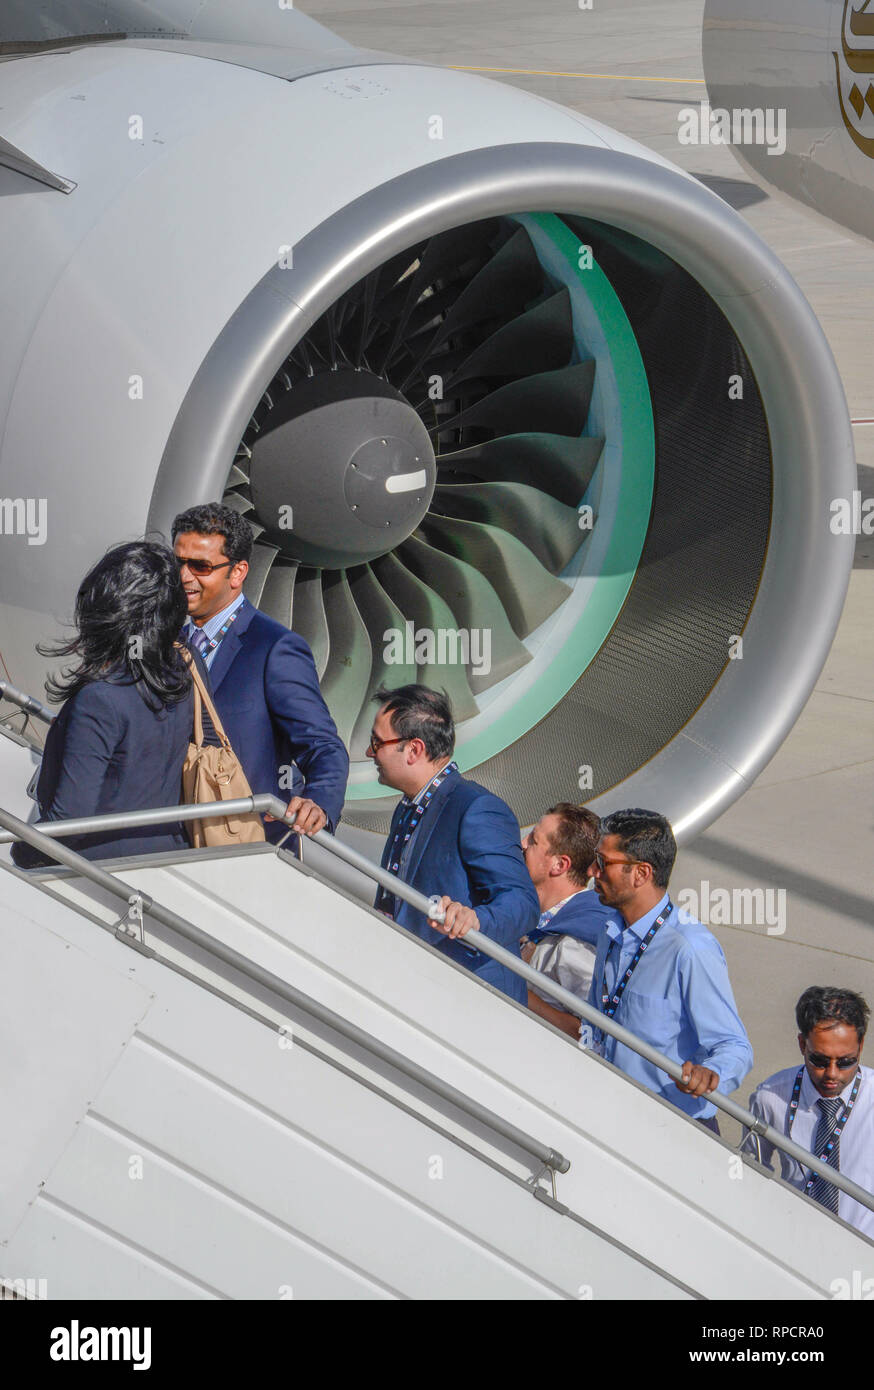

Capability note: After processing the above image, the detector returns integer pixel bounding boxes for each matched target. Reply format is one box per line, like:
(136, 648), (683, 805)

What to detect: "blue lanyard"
(601, 900), (673, 1019)
(406, 760), (457, 830)
(380, 761), (458, 894)
(201, 607), (240, 653)
(787, 1066), (861, 1196)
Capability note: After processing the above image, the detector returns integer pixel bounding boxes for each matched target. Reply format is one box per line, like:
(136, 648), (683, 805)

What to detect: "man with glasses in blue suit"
(368, 684), (538, 1002)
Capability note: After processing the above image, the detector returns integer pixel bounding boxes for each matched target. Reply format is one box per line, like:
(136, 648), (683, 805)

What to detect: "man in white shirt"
(747, 986), (873, 1238)
(521, 804), (614, 1038)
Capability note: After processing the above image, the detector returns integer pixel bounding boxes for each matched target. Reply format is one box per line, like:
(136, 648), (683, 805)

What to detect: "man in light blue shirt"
(586, 808), (752, 1127)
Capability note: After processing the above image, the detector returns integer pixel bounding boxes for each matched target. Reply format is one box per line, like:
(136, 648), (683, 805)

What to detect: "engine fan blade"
(259, 560), (299, 629)
(399, 534), (531, 692)
(437, 433), (604, 507)
(222, 489), (265, 539)
(420, 513), (571, 639)
(422, 225), (543, 356)
(432, 482), (586, 574)
(345, 563), (418, 757)
(291, 567), (330, 679)
(438, 359), (595, 440)
(320, 571), (374, 746)
(374, 221), (502, 370)
(370, 551), (479, 721)
(243, 541), (280, 608)
(430, 288), (574, 394)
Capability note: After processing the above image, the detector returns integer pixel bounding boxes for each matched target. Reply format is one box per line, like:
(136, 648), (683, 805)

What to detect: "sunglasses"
(366, 733), (407, 755)
(175, 555), (233, 577)
(806, 1051), (859, 1070)
(594, 852), (643, 871)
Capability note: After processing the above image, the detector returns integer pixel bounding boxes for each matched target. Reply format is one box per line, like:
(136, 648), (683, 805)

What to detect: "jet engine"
(0, 2), (855, 839)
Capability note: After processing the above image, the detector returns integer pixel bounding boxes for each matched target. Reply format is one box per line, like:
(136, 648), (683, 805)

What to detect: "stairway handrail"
(3, 797), (873, 1220)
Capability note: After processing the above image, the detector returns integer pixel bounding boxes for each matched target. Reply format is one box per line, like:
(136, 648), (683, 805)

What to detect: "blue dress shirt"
(185, 594), (245, 670)
(586, 893), (753, 1119)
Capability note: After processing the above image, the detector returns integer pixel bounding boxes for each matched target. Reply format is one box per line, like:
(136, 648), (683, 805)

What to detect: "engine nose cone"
(248, 370), (436, 568)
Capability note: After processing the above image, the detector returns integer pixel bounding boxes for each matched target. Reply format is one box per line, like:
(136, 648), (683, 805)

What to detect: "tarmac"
(306, 0), (874, 1141)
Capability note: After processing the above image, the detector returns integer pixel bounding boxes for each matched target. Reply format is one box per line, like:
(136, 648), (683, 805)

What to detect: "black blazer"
(12, 674), (195, 868)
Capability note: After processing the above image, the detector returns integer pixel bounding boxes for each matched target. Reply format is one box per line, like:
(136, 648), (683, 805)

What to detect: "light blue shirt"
(185, 594), (245, 670)
(586, 893), (753, 1119)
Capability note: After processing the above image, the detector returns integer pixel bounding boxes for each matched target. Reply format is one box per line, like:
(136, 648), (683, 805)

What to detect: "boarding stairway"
(1, 713), (872, 1300)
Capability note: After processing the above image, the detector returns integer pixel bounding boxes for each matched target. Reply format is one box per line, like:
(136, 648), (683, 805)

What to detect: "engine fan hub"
(248, 369), (436, 568)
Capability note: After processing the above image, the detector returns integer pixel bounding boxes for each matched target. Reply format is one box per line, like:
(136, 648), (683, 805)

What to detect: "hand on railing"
(676, 1063), (720, 1097)
(264, 797), (327, 836)
(427, 896), (480, 940)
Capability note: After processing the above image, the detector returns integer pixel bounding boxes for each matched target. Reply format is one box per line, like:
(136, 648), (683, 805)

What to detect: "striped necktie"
(809, 1097), (843, 1214)
(189, 626), (211, 660)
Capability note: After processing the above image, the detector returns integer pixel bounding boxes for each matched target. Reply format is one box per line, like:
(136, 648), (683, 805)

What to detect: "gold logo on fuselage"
(834, 0), (874, 156)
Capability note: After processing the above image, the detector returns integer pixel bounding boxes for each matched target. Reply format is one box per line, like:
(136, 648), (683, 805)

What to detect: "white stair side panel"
(0, 870), (683, 1300)
(115, 852), (872, 1297)
(0, 893), (154, 1243)
(84, 1022), (684, 1300)
(2, 1198), (218, 1301)
(42, 1122), (397, 1302)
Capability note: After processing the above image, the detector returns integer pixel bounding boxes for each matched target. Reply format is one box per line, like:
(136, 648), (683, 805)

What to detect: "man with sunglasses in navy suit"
(368, 684), (538, 1002)
(172, 502), (349, 845)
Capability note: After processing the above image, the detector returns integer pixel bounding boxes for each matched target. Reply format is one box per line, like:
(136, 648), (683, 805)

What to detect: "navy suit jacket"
(379, 772), (538, 1003)
(12, 675), (194, 867)
(205, 597), (349, 842)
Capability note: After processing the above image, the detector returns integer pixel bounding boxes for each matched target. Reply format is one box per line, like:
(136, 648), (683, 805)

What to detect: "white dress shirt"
(528, 891), (598, 1009)
(748, 1063), (874, 1239)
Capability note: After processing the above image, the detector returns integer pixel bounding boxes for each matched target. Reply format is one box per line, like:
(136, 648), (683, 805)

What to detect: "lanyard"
(200, 607), (241, 653)
(787, 1066), (861, 1196)
(600, 900), (673, 1019)
(378, 761), (458, 908)
(407, 760), (457, 829)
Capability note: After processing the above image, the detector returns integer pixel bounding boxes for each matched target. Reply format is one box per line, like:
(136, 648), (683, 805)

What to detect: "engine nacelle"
(0, 4), (854, 840)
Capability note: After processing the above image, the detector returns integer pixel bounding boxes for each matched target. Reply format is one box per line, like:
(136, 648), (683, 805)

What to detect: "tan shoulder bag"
(180, 648), (266, 847)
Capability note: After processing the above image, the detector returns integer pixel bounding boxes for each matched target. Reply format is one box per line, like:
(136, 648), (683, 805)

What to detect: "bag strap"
(178, 645), (233, 752)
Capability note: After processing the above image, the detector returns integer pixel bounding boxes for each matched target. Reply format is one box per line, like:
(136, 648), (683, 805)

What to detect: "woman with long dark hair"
(12, 541), (195, 867)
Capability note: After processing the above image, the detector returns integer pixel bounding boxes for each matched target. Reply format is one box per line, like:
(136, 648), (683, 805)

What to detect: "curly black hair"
(39, 540), (191, 709)
(171, 502), (254, 568)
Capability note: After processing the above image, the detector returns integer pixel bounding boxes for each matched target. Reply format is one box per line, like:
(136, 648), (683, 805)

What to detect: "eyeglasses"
(806, 1051), (859, 1070)
(594, 853), (643, 871)
(175, 555), (233, 577)
(366, 733), (407, 755)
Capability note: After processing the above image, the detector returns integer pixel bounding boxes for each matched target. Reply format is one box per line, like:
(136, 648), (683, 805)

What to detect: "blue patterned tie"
(809, 1097), (843, 1214)
(189, 626), (211, 660)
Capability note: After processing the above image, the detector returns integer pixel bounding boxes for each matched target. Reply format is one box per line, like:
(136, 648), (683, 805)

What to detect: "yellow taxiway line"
(448, 65), (706, 84)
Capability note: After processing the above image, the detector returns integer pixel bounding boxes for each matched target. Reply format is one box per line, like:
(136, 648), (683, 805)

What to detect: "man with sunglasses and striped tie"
(172, 502), (348, 846)
(747, 987), (873, 1236)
